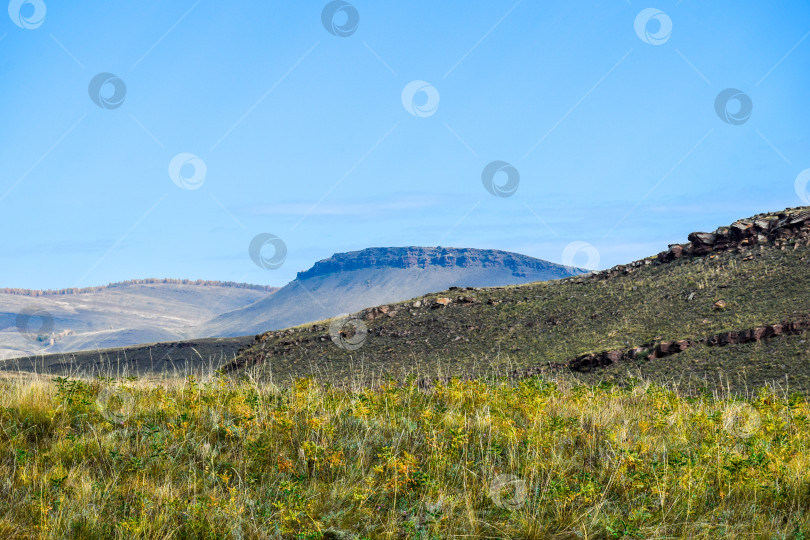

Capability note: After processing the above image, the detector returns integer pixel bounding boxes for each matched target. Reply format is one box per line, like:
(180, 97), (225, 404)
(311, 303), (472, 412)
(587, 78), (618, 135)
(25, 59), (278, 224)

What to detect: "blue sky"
(1, 0), (808, 289)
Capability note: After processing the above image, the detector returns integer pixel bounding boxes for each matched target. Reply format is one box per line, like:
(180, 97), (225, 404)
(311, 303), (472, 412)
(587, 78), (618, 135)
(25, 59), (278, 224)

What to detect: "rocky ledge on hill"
(404, 317), (810, 388)
(295, 247), (579, 280)
(560, 318), (810, 373)
(583, 206), (810, 282)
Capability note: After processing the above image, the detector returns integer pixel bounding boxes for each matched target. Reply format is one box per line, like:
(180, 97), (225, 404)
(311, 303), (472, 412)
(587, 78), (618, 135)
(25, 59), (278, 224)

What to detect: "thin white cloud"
(241, 194), (446, 218)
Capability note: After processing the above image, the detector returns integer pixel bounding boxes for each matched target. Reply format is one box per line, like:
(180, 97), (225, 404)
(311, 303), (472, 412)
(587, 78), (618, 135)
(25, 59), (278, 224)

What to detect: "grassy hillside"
(0, 375), (807, 538)
(4, 208), (810, 539)
(228, 207), (810, 394)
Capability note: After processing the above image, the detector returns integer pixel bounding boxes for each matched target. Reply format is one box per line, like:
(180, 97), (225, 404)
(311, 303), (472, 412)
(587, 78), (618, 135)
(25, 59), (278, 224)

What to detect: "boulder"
(752, 326), (771, 341)
(789, 210), (810, 225)
(731, 221), (754, 236)
(688, 232), (716, 245)
(674, 339), (692, 352)
(754, 219), (771, 230)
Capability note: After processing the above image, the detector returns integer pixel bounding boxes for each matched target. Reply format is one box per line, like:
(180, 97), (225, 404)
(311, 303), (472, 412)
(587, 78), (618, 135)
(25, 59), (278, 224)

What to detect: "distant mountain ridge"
(0, 279), (277, 297)
(0, 281), (276, 359)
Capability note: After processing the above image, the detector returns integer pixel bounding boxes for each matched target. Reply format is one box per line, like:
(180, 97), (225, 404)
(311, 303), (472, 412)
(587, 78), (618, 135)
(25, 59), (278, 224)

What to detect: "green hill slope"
(225, 206), (810, 393)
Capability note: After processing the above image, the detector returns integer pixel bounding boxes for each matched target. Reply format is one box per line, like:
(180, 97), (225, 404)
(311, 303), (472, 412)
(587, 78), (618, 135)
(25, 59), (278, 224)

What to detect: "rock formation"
(587, 207), (810, 281)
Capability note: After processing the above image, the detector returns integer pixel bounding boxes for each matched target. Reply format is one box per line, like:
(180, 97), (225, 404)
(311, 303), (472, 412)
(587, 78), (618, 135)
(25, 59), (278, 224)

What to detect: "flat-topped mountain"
(296, 247), (567, 279)
(198, 246), (586, 338)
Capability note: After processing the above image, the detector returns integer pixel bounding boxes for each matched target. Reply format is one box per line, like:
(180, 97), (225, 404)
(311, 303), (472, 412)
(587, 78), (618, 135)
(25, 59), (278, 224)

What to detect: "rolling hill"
(225, 206), (810, 394)
(0, 280), (276, 359)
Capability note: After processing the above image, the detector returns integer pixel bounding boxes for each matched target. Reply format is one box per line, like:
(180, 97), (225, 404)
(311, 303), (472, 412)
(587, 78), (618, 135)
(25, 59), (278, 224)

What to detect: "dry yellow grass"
(0, 372), (807, 538)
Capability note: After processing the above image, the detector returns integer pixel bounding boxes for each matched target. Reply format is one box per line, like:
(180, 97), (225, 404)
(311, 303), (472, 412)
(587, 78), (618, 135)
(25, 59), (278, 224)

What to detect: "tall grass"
(0, 372), (807, 538)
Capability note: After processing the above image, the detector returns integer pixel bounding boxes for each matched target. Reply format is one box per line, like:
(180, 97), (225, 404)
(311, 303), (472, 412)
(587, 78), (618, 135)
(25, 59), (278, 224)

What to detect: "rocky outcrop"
(661, 208), (810, 262)
(588, 207), (810, 282)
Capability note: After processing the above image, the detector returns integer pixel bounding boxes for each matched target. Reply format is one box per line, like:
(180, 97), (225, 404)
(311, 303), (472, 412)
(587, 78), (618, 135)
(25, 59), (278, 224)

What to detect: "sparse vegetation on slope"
(229, 207), (810, 393)
(0, 375), (808, 538)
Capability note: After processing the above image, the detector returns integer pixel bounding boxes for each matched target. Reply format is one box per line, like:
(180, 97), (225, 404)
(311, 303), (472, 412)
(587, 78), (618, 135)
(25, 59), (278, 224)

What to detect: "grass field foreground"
(0, 374), (808, 538)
